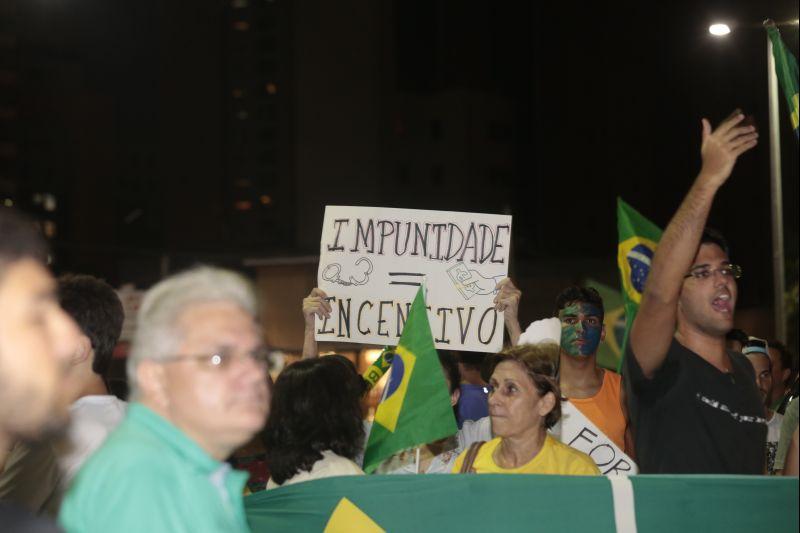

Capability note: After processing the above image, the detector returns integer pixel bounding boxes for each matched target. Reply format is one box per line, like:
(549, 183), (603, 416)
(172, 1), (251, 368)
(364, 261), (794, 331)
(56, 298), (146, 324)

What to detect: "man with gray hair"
(59, 266), (270, 533)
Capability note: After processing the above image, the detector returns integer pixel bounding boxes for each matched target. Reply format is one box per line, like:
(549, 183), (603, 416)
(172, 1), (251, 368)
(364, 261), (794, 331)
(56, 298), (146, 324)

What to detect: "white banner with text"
(315, 206), (513, 352)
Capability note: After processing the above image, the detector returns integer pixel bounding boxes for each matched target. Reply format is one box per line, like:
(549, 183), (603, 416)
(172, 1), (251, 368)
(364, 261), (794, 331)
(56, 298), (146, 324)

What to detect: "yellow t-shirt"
(451, 435), (600, 475)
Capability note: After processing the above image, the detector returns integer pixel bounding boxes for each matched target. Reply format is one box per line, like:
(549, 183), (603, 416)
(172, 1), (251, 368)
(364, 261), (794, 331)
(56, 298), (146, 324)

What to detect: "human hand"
(303, 288), (331, 327)
(494, 277), (521, 321)
(698, 110), (758, 188)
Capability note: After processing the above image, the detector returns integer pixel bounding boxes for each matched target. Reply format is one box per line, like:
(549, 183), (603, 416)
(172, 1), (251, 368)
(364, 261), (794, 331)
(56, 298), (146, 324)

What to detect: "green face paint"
(559, 302), (603, 357)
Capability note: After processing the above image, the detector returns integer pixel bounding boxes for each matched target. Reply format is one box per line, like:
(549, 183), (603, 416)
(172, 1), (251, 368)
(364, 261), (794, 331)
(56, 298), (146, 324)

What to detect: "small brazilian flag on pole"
(766, 22), (799, 138)
(362, 286), (458, 474)
(617, 198), (662, 353)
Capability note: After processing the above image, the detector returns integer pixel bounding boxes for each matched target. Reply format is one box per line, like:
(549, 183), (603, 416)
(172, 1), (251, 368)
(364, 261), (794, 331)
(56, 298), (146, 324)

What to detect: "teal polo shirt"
(59, 403), (250, 533)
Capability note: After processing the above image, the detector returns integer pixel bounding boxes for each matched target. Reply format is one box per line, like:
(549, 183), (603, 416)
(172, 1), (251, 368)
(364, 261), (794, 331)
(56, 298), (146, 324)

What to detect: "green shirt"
(59, 403), (249, 533)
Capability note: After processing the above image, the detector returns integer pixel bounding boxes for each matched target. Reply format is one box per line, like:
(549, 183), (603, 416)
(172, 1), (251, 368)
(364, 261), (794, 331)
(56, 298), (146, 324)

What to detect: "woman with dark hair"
(453, 344), (599, 475)
(263, 357), (365, 488)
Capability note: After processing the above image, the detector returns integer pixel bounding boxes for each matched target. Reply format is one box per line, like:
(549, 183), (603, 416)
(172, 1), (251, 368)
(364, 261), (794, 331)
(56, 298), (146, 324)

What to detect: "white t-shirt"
(365, 416), (493, 474)
(55, 395), (127, 487)
(266, 450), (364, 489)
(766, 411), (784, 473)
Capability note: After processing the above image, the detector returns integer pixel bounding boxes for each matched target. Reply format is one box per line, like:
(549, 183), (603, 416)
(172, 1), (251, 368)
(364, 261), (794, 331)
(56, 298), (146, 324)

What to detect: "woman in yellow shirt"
(452, 344), (599, 475)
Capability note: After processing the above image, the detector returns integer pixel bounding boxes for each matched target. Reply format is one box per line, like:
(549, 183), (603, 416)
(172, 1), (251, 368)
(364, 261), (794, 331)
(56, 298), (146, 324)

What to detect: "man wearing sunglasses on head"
(623, 110), (766, 474)
(60, 266), (271, 533)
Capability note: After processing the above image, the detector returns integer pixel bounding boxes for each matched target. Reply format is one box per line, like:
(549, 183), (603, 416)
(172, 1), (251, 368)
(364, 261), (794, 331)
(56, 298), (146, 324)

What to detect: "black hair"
(700, 227), (730, 257)
(325, 353), (369, 397)
(768, 341), (796, 381)
(457, 351), (486, 372)
(263, 357), (364, 485)
(0, 208), (48, 274)
(726, 328), (749, 345)
(437, 350), (460, 395)
(554, 286), (605, 319)
(57, 274), (125, 378)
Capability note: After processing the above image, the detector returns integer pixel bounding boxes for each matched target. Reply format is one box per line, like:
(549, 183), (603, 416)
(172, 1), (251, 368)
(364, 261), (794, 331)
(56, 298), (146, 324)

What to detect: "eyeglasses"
(684, 263), (742, 281)
(158, 347), (270, 371)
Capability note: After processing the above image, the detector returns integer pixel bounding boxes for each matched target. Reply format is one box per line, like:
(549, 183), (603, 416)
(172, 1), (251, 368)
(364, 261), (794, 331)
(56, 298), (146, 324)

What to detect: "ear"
(781, 368), (791, 384)
(70, 335), (93, 366)
(137, 360), (169, 407)
(450, 387), (461, 408)
(600, 323), (606, 342)
(538, 390), (557, 418)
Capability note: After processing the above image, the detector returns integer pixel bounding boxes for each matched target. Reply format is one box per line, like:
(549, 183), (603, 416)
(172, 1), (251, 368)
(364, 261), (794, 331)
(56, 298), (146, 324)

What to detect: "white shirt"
(766, 411), (784, 473)
(266, 450), (364, 489)
(55, 395), (127, 487)
(366, 416), (493, 474)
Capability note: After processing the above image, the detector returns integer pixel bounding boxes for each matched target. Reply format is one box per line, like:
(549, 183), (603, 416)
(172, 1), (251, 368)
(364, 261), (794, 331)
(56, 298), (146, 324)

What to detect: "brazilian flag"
(617, 198), (662, 352)
(766, 22), (799, 138)
(584, 278), (626, 372)
(362, 286), (458, 473)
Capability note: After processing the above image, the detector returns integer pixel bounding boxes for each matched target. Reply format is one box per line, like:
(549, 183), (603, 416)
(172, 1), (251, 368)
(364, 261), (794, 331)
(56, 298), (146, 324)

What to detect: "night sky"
(2, 0), (798, 313)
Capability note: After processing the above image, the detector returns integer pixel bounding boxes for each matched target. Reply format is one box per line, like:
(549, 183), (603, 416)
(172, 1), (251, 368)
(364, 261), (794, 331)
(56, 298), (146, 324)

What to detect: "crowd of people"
(0, 112), (797, 532)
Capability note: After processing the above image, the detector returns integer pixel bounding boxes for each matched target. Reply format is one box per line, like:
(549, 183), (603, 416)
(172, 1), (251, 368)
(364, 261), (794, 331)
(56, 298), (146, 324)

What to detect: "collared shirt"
(59, 403), (249, 533)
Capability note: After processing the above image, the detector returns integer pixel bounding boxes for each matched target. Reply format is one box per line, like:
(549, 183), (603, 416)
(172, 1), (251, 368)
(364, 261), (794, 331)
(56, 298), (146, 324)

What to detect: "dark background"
(1, 0), (798, 340)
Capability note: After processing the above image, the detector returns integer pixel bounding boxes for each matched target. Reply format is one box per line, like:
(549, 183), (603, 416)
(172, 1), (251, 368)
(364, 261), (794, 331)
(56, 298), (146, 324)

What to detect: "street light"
(708, 23), (731, 36)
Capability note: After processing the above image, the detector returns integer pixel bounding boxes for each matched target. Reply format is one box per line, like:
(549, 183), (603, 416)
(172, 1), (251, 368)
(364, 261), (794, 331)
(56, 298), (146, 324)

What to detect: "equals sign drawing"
(389, 272), (424, 287)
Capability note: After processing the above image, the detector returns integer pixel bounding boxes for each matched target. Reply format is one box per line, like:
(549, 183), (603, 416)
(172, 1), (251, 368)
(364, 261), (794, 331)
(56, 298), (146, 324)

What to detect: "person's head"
(555, 286), (605, 358)
(438, 350), (462, 409)
(263, 357), (364, 484)
(457, 351), (487, 385)
(128, 266), (269, 459)
(767, 340), (794, 400)
(325, 353), (369, 399)
(57, 274), (125, 390)
(726, 328), (749, 353)
(678, 228), (739, 338)
(486, 343), (560, 439)
(0, 208), (81, 439)
(743, 338), (772, 405)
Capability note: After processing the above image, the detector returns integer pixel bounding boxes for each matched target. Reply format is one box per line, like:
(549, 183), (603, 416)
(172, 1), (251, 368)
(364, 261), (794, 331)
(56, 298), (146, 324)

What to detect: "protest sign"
(316, 206), (512, 352)
(551, 401), (638, 475)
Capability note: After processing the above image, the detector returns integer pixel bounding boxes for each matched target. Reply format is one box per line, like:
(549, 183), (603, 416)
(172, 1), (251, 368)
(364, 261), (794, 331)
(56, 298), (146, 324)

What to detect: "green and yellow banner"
(245, 474), (798, 532)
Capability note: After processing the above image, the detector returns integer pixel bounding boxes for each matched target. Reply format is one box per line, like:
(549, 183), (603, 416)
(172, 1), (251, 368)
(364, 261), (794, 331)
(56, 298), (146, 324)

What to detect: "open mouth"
(711, 292), (732, 313)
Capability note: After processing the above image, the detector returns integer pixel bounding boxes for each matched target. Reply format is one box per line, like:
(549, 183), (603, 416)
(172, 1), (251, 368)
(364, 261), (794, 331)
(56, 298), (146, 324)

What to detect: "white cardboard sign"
(316, 206), (513, 353)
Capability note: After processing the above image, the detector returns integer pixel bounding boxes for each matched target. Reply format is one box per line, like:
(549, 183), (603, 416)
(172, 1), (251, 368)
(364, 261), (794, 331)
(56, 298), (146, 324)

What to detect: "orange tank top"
(568, 370), (626, 451)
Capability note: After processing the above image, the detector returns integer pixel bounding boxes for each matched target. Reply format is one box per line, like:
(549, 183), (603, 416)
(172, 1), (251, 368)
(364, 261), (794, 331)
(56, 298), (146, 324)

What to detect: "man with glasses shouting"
(60, 267), (271, 532)
(623, 110), (767, 474)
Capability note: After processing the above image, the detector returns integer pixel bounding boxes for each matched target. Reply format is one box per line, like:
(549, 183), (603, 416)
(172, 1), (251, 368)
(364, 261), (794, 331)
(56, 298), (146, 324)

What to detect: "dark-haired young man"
(0, 208), (81, 531)
(0, 274), (126, 515)
(552, 287), (630, 456)
(496, 282), (634, 473)
(624, 112), (765, 474)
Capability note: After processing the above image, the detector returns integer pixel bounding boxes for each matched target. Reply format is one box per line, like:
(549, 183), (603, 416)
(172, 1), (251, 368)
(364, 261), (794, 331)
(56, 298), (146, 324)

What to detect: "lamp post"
(708, 19), (787, 343)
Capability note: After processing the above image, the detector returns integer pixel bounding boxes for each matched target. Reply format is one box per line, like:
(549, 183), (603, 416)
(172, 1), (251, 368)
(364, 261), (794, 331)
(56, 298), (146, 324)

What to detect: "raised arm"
(494, 277), (522, 346)
(630, 112), (757, 377)
(301, 288), (331, 359)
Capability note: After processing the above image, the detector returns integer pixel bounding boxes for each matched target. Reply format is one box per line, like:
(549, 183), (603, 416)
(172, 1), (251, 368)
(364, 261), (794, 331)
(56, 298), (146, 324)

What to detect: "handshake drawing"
(447, 262), (505, 300)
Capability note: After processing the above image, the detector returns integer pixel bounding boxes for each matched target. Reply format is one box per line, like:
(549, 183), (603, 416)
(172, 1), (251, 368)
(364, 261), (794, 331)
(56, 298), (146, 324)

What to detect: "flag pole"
(764, 19), (787, 343)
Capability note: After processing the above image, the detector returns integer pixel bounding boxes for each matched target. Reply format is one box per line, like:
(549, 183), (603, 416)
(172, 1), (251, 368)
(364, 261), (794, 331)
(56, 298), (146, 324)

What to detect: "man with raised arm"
(624, 111), (765, 474)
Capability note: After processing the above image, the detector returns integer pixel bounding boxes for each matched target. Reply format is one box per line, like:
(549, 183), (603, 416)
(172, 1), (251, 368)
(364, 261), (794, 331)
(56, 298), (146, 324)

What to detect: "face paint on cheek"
(579, 321), (602, 356)
(559, 303), (603, 357)
(560, 323), (581, 357)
